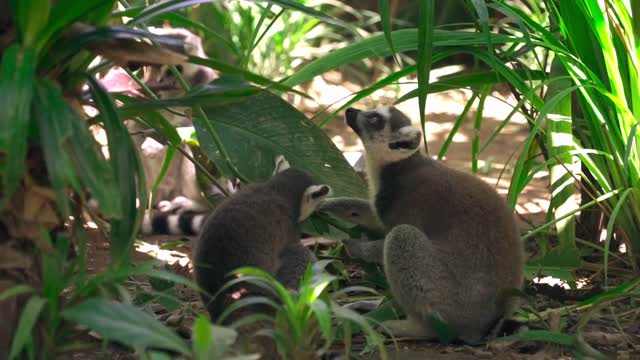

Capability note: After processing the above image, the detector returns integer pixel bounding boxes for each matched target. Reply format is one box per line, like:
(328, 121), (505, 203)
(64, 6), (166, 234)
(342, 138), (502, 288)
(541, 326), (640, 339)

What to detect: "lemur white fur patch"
(273, 155), (290, 175)
(376, 106), (392, 119)
(362, 125), (422, 196)
(299, 184), (332, 221)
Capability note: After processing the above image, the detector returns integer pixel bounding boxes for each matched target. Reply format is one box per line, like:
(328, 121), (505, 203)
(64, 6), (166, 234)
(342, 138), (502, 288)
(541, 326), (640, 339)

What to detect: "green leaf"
(194, 91), (367, 198)
(187, 56), (310, 98)
(33, 79), (121, 218)
(13, 0), (51, 47)
(0, 46), (36, 209)
(309, 300), (333, 342)
(86, 76), (143, 266)
(62, 298), (190, 354)
(39, 0), (116, 50)
(416, 0), (435, 154)
(545, 57), (577, 249)
(283, 29), (522, 88)
(378, 0), (397, 61)
(0, 285), (34, 301)
(396, 70), (547, 104)
(117, 82), (257, 113)
(9, 295), (47, 360)
(130, 0), (224, 24)
(192, 315), (213, 358)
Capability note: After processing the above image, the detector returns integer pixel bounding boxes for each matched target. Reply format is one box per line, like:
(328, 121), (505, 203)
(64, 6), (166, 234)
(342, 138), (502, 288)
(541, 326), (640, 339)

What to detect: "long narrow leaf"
(9, 296), (47, 360)
(416, 0), (434, 154)
(87, 76), (143, 266)
(62, 298), (190, 354)
(0, 46), (36, 209)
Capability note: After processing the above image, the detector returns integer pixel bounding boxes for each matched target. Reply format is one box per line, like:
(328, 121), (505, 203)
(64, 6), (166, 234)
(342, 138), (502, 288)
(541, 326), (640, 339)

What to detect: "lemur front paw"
(342, 238), (370, 260)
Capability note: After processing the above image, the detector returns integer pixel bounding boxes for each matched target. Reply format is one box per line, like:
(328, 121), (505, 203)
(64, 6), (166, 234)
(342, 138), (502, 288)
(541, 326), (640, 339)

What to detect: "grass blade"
(0, 46), (36, 209)
(86, 76), (143, 267)
(417, 0), (434, 154)
(9, 296), (47, 360)
(378, 0), (398, 64)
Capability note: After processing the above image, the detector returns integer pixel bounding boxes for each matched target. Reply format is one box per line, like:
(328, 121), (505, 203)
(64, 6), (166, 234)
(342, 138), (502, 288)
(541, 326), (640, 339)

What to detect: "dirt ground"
(78, 71), (639, 359)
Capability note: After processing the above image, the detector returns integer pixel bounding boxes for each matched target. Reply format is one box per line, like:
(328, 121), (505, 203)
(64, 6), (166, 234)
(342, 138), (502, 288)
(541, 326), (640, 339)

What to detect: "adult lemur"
(193, 160), (330, 357)
(320, 106), (524, 343)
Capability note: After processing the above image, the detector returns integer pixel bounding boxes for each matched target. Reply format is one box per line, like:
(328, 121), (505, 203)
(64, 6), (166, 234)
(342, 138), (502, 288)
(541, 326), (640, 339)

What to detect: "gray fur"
(192, 168), (330, 321)
(316, 197), (384, 232)
(338, 106), (524, 343)
(192, 168), (330, 358)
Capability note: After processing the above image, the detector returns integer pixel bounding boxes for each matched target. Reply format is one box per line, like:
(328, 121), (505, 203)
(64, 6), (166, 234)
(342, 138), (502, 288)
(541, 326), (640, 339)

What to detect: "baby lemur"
(321, 106), (524, 343)
(192, 163), (331, 323)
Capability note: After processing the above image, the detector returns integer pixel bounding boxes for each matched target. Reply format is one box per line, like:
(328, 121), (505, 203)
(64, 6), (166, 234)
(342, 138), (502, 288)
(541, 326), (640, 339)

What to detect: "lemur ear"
(299, 184), (332, 221)
(389, 126), (422, 151)
(273, 155), (290, 174)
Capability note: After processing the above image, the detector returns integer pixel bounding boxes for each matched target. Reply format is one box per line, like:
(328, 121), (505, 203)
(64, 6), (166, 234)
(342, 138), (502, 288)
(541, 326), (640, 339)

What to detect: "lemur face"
(346, 107), (422, 163)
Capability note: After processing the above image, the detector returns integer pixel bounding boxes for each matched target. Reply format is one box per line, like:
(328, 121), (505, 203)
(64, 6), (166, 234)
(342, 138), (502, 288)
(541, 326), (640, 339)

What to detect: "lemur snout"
(345, 107), (361, 129)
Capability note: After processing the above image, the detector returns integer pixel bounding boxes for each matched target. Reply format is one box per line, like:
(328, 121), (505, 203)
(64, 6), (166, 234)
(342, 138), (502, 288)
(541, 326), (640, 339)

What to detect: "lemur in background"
(97, 27), (230, 236)
(193, 159), (331, 358)
(320, 106), (524, 344)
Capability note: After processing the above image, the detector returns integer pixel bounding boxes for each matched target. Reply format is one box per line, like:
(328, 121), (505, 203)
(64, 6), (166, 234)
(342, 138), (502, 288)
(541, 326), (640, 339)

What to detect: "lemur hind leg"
(380, 318), (438, 339)
(342, 238), (385, 265)
(382, 224), (447, 339)
(275, 242), (316, 289)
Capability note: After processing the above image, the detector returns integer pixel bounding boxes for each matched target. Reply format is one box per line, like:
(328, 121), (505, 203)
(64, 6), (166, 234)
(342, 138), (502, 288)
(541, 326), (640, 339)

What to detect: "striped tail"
(141, 209), (207, 236)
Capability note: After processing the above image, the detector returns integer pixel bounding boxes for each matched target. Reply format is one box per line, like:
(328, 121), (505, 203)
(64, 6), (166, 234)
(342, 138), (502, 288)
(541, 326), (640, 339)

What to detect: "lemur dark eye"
(368, 115), (382, 124)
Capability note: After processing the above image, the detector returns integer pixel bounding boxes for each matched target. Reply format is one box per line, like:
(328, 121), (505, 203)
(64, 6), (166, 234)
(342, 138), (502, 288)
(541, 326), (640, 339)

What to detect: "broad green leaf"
(13, 0), (50, 47)
(38, 0), (116, 50)
(0, 46), (36, 209)
(309, 300), (333, 342)
(34, 79), (121, 218)
(192, 315), (213, 358)
(545, 58), (577, 249)
(116, 82), (257, 114)
(283, 29), (522, 87)
(9, 295), (47, 360)
(62, 298), (190, 354)
(87, 76), (143, 266)
(194, 91), (367, 198)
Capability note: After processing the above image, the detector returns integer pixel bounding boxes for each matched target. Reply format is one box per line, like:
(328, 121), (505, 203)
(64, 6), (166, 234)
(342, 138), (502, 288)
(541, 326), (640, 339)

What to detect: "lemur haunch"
(324, 106), (524, 343)
(192, 165), (330, 321)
